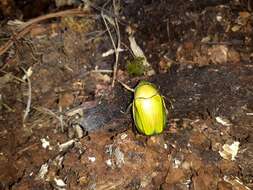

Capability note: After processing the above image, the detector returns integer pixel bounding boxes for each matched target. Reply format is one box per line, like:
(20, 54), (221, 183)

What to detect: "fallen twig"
(91, 69), (113, 73)
(21, 67), (32, 122)
(118, 80), (134, 92)
(112, 18), (121, 87)
(101, 0), (121, 87)
(0, 25), (34, 57)
(59, 105), (64, 132)
(0, 8), (89, 56)
(19, 8), (89, 31)
(36, 107), (67, 126)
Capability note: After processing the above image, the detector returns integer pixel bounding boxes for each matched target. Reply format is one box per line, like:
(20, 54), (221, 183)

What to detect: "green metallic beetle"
(132, 81), (167, 136)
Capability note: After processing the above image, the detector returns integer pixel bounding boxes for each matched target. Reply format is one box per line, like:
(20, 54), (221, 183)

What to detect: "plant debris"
(0, 0), (252, 189)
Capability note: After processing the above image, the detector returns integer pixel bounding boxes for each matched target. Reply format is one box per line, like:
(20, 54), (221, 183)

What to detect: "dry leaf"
(219, 141), (240, 161)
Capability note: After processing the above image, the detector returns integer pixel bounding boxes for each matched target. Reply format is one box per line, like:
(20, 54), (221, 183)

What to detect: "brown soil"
(0, 0), (252, 189)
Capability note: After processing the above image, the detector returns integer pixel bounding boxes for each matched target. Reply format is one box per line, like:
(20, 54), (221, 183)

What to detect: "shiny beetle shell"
(132, 81), (167, 135)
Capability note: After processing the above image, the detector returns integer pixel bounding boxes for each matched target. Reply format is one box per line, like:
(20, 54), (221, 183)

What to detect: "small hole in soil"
(110, 135), (115, 140)
(108, 128), (116, 133)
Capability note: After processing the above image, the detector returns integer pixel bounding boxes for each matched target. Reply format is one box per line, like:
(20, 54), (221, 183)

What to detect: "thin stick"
(91, 69), (113, 73)
(0, 25), (33, 57)
(112, 0), (121, 87)
(101, 1), (121, 87)
(101, 13), (117, 54)
(37, 107), (67, 126)
(112, 17), (120, 87)
(0, 70), (25, 83)
(59, 105), (64, 132)
(0, 8), (88, 56)
(117, 80), (134, 92)
(19, 9), (88, 31)
(21, 68), (32, 122)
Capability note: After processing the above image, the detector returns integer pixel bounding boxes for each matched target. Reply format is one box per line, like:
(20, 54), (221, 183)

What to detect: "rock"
(165, 168), (185, 184)
(217, 181), (233, 190)
(159, 57), (173, 73)
(189, 131), (210, 150)
(228, 48), (240, 64)
(147, 135), (166, 150)
(208, 45), (228, 64)
(58, 93), (74, 108)
(192, 175), (208, 190)
(224, 176), (251, 190)
(184, 153), (203, 171)
(197, 167), (218, 189)
(218, 160), (239, 176)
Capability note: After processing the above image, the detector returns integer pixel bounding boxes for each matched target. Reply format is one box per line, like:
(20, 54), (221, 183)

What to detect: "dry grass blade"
(36, 107), (67, 126)
(118, 80), (134, 92)
(21, 67), (32, 123)
(101, 0), (121, 87)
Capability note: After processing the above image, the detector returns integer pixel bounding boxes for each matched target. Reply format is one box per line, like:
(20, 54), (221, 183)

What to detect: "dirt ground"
(0, 0), (252, 189)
